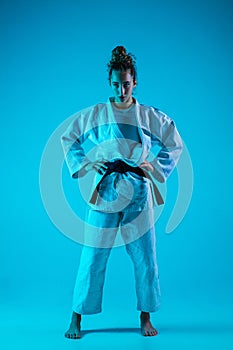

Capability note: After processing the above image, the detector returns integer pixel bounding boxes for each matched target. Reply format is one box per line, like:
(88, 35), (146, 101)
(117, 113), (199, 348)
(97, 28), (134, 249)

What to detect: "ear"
(133, 80), (137, 87)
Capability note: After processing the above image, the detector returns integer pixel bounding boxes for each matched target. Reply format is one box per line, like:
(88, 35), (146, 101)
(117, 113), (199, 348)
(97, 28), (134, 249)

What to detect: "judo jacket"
(61, 98), (183, 212)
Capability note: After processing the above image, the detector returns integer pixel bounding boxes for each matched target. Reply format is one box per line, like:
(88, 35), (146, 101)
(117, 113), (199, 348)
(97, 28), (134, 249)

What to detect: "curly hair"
(107, 46), (137, 83)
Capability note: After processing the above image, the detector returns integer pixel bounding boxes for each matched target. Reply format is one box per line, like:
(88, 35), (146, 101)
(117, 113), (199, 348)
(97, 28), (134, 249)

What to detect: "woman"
(61, 46), (183, 338)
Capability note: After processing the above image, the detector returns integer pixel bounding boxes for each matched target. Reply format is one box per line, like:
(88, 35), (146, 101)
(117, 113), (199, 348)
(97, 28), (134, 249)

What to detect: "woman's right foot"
(64, 312), (81, 339)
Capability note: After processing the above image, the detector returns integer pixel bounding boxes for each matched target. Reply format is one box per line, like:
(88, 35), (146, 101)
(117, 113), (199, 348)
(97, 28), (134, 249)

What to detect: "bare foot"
(64, 312), (81, 339)
(140, 312), (158, 336)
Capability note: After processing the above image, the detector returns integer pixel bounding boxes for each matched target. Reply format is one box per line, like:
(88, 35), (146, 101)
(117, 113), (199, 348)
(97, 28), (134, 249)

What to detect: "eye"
(113, 83), (119, 88)
(123, 82), (130, 88)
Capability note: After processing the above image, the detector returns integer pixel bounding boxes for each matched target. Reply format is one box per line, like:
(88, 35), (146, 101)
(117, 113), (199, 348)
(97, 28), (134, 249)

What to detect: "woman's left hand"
(139, 160), (154, 172)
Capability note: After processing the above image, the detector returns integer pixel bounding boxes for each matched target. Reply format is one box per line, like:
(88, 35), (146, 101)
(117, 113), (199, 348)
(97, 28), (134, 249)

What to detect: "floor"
(1, 297), (233, 350)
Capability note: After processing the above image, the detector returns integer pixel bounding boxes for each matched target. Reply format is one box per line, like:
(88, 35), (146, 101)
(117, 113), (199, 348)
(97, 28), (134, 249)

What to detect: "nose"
(120, 85), (125, 96)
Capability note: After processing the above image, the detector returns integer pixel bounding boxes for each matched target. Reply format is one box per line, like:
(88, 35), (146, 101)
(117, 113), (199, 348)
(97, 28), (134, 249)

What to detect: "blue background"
(1, 0), (233, 349)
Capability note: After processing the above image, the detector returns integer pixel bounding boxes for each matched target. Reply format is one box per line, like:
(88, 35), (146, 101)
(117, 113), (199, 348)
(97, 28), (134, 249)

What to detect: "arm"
(139, 110), (183, 205)
(61, 115), (92, 178)
(61, 114), (108, 178)
(141, 110), (183, 183)
(154, 119), (183, 181)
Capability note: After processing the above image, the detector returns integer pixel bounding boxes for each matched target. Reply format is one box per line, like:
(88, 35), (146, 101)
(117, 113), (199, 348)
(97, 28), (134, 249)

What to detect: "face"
(110, 69), (136, 105)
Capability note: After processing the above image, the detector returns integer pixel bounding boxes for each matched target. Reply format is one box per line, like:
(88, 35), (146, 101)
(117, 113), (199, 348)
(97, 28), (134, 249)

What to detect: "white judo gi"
(61, 97), (183, 314)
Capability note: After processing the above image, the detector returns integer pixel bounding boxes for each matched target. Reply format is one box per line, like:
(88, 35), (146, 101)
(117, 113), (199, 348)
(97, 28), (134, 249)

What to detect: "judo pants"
(72, 209), (161, 314)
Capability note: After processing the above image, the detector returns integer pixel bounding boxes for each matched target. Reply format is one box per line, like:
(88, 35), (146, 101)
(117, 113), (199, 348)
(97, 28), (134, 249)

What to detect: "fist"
(85, 161), (108, 175)
(139, 160), (154, 172)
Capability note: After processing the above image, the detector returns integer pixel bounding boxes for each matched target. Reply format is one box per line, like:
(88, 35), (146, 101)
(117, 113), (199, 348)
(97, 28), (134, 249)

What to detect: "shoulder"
(138, 103), (173, 124)
(69, 103), (105, 121)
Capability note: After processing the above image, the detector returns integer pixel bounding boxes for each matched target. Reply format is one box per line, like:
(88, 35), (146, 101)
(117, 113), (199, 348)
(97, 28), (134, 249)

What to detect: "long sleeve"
(149, 109), (183, 183)
(61, 114), (91, 179)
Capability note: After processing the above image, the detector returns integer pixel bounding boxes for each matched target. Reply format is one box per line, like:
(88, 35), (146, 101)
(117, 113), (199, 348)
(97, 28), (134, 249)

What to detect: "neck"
(113, 97), (134, 110)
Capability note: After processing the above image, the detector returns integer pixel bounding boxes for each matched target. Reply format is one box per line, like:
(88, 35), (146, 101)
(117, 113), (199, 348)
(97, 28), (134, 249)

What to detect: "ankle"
(140, 311), (150, 320)
(71, 312), (81, 322)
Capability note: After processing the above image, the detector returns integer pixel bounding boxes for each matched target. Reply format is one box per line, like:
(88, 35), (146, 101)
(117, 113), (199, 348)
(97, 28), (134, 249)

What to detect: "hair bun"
(107, 45), (137, 83)
(111, 46), (127, 62)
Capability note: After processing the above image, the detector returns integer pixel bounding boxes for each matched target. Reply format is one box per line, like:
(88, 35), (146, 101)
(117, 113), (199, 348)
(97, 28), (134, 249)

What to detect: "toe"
(72, 332), (80, 339)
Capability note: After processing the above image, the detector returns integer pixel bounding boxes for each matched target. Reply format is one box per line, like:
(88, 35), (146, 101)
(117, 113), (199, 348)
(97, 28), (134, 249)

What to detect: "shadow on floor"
(158, 323), (233, 334)
(80, 323), (233, 337)
(82, 327), (141, 337)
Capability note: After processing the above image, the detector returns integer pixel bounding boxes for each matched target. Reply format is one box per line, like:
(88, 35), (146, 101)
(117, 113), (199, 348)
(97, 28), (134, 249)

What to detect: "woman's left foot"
(140, 312), (158, 336)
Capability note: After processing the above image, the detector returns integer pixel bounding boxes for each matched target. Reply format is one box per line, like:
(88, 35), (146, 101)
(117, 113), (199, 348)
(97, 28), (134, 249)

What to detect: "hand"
(139, 160), (154, 172)
(84, 161), (108, 175)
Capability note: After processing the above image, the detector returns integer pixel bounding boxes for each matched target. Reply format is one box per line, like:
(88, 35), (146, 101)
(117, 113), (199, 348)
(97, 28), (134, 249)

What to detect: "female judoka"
(61, 46), (183, 338)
